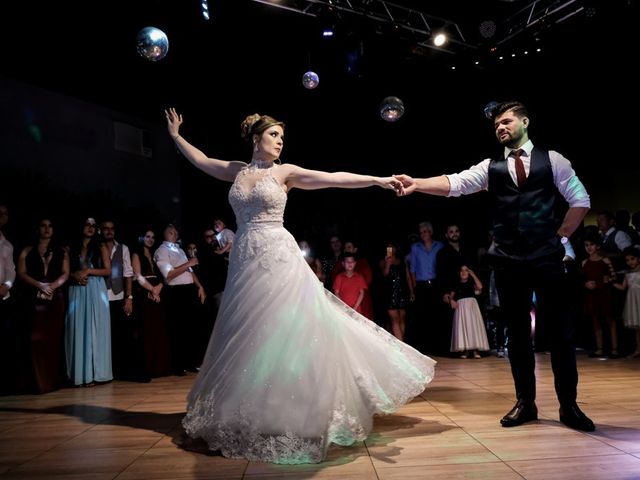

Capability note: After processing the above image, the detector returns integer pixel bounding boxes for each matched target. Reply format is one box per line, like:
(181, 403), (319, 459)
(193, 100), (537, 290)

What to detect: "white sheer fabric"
(183, 160), (436, 464)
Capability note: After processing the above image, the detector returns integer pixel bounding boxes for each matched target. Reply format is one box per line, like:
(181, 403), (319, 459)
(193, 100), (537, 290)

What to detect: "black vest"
(602, 229), (621, 255)
(106, 243), (124, 295)
(488, 147), (563, 257)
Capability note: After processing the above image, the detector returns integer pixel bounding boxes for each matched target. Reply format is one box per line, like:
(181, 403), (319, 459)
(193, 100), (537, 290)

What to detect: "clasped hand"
(38, 282), (54, 296)
(393, 174), (417, 195)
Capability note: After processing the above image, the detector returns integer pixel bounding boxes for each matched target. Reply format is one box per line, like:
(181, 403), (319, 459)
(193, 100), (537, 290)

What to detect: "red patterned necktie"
(512, 149), (526, 188)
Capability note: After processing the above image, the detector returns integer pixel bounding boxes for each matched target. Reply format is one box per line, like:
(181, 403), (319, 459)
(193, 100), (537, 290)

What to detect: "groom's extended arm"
(395, 160), (490, 197)
(394, 175), (451, 196)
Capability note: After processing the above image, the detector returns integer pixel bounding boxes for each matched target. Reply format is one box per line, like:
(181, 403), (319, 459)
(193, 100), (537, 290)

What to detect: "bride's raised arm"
(279, 163), (404, 193)
(165, 108), (246, 182)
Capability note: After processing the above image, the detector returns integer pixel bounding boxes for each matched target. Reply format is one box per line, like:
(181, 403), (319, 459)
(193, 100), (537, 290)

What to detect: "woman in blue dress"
(65, 217), (112, 386)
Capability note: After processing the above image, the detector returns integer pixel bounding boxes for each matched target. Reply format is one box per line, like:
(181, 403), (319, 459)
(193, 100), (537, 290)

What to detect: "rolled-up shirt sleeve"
(550, 151), (591, 209)
(446, 159), (490, 197)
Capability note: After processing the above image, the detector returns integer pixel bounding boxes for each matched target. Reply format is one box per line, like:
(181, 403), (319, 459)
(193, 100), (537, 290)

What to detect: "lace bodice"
(229, 161), (287, 227)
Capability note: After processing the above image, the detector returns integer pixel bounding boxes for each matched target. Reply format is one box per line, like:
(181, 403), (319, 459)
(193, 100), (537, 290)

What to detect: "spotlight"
(433, 32), (447, 47)
(201, 0), (210, 21)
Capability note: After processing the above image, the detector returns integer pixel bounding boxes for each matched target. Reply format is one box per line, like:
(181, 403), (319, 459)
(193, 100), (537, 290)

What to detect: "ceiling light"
(433, 33), (447, 47)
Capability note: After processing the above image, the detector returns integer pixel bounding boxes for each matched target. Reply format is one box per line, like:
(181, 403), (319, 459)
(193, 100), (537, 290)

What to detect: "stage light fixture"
(433, 32), (447, 47)
(201, 0), (210, 21)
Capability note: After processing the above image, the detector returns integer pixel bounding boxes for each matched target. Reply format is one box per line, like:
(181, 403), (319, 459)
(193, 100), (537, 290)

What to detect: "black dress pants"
(494, 255), (578, 406)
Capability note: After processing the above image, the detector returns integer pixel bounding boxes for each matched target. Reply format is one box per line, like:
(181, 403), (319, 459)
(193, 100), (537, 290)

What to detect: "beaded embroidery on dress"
(182, 160), (436, 464)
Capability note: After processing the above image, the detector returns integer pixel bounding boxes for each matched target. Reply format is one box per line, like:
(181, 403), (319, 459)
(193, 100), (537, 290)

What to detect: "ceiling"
(2, 0), (633, 121)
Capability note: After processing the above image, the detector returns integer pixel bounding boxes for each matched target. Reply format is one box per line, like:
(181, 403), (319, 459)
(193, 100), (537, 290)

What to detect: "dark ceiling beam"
(496, 0), (585, 45)
(249, 0), (477, 52)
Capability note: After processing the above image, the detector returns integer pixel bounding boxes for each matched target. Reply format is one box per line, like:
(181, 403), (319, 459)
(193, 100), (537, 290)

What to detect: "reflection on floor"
(1, 353), (640, 479)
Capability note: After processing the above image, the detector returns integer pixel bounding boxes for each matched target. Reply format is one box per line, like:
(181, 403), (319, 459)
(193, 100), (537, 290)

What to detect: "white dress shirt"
(154, 241), (194, 286)
(0, 231), (16, 300)
(107, 241), (134, 301)
(446, 140), (591, 209)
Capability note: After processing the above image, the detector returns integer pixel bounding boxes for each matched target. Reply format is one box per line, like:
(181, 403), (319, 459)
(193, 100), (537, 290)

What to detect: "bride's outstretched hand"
(165, 107), (183, 139)
(393, 174), (416, 195)
(382, 177), (405, 196)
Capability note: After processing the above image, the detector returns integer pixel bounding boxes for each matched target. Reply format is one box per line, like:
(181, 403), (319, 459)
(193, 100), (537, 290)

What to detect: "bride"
(165, 108), (436, 464)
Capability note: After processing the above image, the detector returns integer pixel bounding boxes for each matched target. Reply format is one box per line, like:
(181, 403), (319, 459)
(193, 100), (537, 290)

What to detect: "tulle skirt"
(183, 223), (436, 464)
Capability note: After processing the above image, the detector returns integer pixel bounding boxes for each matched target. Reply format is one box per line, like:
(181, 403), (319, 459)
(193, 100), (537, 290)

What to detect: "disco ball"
(379, 96), (405, 122)
(302, 71), (320, 89)
(484, 101), (499, 119)
(136, 27), (169, 62)
(478, 20), (497, 39)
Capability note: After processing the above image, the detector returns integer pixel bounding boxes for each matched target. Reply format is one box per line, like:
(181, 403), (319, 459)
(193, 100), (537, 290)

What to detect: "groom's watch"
(559, 235), (569, 245)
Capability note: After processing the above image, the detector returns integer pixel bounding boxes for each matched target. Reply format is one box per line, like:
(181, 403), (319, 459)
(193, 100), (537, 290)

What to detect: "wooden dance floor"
(1, 353), (639, 479)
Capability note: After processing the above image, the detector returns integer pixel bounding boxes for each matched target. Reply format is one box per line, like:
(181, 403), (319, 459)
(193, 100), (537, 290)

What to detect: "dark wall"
(0, 77), (180, 248)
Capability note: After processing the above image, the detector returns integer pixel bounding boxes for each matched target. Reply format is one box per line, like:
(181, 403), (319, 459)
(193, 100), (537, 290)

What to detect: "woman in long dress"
(165, 108), (436, 464)
(131, 230), (172, 378)
(16, 217), (69, 393)
(65, 217), (112, 386)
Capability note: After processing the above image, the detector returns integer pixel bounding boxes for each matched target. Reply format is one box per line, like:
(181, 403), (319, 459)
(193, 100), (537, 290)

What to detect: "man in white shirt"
(596, 211), (632, 269)
(0, 203), (17, 393)
(395, 101), (594, 433)
(101, 219), (144, 381)
(0, 204), (14, 302)
(154, 223), (206, 376)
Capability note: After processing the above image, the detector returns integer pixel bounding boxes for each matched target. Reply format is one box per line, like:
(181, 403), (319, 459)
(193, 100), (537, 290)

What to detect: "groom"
(395, 101), (595, 432)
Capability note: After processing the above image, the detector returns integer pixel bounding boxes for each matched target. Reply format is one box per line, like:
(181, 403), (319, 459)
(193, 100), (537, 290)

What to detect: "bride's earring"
(253, 142), (259, 153)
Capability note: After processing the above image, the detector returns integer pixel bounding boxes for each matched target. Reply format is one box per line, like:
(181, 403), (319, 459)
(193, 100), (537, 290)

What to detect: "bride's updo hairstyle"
(240, 113), (285, 142)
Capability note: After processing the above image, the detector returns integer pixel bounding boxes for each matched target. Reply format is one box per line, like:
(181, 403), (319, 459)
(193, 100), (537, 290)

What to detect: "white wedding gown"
(182, 160), (436, 464)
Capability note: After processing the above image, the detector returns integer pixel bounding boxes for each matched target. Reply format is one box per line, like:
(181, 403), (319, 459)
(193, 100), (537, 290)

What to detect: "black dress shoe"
(500, 400), (538, 427)
(559, 404), (595, 432)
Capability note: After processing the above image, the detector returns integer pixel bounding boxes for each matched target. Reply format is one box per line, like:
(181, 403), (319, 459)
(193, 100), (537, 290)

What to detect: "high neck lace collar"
(248, 158), (274, 170)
